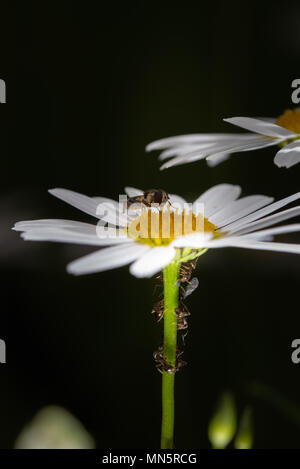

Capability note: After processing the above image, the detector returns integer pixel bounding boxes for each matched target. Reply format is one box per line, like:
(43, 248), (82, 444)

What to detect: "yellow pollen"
(126, 207), (217, 247)
(275, 109), (300, 134)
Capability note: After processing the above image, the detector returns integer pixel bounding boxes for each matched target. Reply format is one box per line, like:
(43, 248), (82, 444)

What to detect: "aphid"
(182, 277), (199, 299)
(127, 189), (170, 208)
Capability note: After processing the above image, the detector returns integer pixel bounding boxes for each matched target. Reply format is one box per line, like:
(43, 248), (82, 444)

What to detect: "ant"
(151, 299), (164, 323)
(152, 300), (190, 331)
(178, 258), (198, 284)
(153, 346), (187, 374)
(175, 302), (190, 330)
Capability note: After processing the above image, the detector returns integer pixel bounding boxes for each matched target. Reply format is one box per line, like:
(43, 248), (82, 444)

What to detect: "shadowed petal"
(67, 243), (149, 276)
(224, 117), (296, 138)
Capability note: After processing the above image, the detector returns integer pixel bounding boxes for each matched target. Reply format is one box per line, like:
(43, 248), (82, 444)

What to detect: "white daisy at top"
(146, 109), (300, 170)
(12, 185), (300, 278)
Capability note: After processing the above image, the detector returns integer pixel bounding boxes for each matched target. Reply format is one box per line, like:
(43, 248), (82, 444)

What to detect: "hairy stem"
(160, 253), (181, 449)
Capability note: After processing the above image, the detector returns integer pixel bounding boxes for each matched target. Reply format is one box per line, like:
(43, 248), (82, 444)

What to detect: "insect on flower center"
(126, 207), (217, 247)
(275, 109), (300, 134)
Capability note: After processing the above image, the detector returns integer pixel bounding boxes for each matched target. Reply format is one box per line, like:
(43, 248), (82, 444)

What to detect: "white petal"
(193, 184), (242, 218)
(198, 235), (300, 254)
(92, 197), (130, 226)
(158, 143), (216, 161)
(169, 194), (187, 207)
(222, 238), (300, 254)
(171, 232), (213, 248)
(146, 133), (257, 152)
(159, 135), (275, 170)
(211, 195), (274, 227)
(221, 192), (300, 232)
(49, 189), (129, 226)
(18, 225), (130, 246)
(96, 201), (128, 227)
(212, 135), (277, 153)
(129, 246), (176, 278)
(203, 137), (277, 159)
(224, 117), (296, 138)
(183, 236), (241, 249)
(231, 206), (300, 236)
(13, 219), (94, 231)
(206, 153), (230, 167)
(67, 242), (149, 276)
(156, 134), (273, 162)
(92, 196), (119, 207)
(157, 139), (249, 162)
(124, 187), (143, 197)
(254, 117), (277, 123)
(274, 141), (300, 168)
(160, 142), (239, 170)
(157, 135), (267, 163)
(160, 151), (207, 170)
(244, 224), (300, 239)
(49, 188), (101, 218)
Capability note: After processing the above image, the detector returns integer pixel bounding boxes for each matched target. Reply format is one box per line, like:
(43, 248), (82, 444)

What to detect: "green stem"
(161, 252), (181, 449)
(180, 248), (208, 264)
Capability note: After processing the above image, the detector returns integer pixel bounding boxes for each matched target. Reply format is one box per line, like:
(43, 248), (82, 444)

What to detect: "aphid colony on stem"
(152, 257), (199, 374)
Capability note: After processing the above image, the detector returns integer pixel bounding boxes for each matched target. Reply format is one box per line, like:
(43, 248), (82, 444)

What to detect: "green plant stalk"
(161, 252), (181, 449)
(180, 248), (207, 264)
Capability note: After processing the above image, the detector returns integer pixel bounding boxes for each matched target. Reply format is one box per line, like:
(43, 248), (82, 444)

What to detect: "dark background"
(1, 0), (300, 448)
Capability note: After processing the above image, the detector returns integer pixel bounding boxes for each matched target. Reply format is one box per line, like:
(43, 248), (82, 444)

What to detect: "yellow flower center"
(126, 207), (217, 247)
(275, 109), (300, 134)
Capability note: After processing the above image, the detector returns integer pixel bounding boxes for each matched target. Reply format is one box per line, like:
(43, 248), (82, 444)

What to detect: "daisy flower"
(12, 183), (300, 450)
(146, 109), (300, 170)
(12, 184), (300, 278)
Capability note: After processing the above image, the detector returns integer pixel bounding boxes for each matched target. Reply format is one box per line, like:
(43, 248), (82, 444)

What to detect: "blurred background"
(1, 0), (300, 448)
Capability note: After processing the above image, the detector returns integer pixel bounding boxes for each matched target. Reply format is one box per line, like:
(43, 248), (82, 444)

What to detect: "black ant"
(178, 258), (198, 284)
(151, 299), (164, 323)
(153, 346), (187, 374)
(152, 300), (190, 331)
